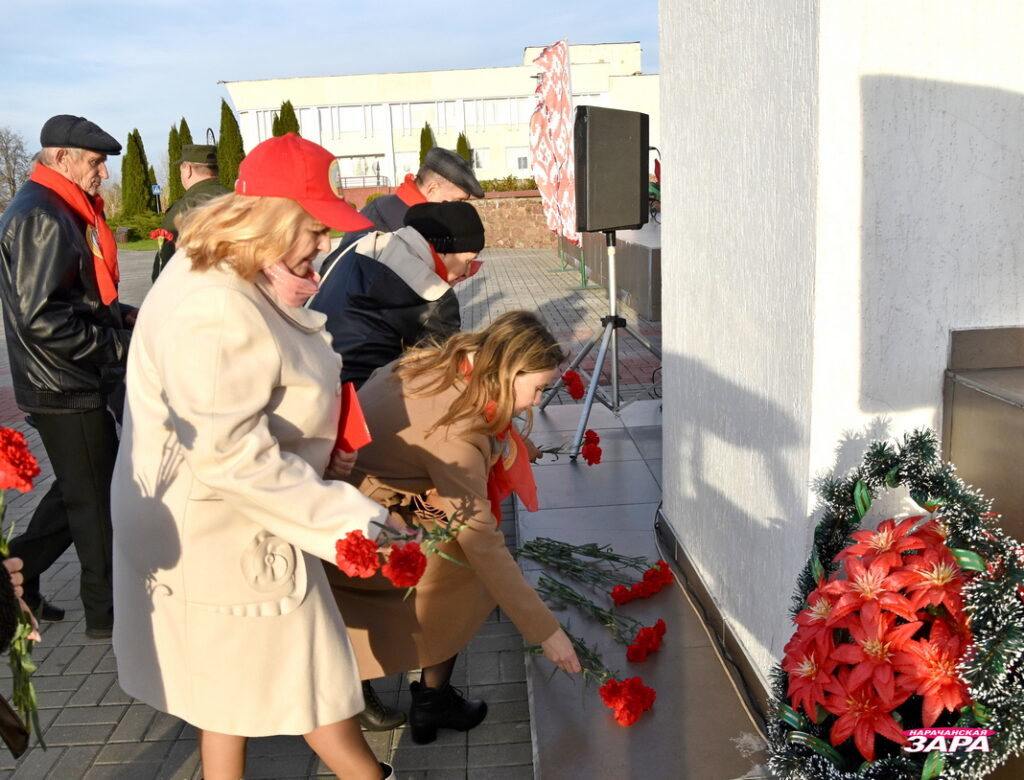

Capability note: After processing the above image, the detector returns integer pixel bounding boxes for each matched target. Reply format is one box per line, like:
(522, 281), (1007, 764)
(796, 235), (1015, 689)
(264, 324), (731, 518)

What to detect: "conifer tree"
(277, 100), (300, 136)
(272, 114), (282, 137)
(456, 132), (473, 163)
(167, 124), (183, 203)
(179, 117), (193, 146)
(120, 130), (150, 217)
(217, 99), (245, 190)
(419, 122), (436, 167)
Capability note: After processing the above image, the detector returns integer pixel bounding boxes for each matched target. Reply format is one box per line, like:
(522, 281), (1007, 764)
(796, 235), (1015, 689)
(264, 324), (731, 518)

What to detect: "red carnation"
(580, 430), (602, 464)
(381, 541), (428, 588)
(610, 584), (633, 605)
(149, 228), (174, 243)
(599, 676), (656, 725)
(627, 619), (668, 662)
(562, 370), (585, 400)
(335, 530), (381, 578)
(0, 426), (40, 493)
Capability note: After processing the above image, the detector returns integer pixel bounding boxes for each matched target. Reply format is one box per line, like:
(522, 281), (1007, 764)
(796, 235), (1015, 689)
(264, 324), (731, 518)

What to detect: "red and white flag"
(529, 40), (582, 245)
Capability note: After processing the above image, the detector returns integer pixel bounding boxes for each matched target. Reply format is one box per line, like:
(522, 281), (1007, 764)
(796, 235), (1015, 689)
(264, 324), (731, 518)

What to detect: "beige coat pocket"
(182, 499), (308, 617)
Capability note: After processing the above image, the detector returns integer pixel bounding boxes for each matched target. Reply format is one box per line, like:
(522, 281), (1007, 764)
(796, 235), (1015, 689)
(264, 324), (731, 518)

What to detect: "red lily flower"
(835, 516), (927, 570)
(908, 518), (948, 548)
(901, 545), (965, 614)
(793, 585), (837, 654)
(823, 556), (919, 626)
(783, 642), (837, 719)
(893, 620), (970, 727)
(829, 601), (921, 704)
(824, 668), (909, 761)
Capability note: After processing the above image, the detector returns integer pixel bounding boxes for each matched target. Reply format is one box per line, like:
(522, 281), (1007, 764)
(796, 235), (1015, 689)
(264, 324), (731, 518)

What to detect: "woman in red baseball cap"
(110, 134), (395, 779)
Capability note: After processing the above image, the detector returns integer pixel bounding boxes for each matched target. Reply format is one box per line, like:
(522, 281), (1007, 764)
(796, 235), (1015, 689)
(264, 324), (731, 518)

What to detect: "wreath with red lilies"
(767, 429), (1024, 780)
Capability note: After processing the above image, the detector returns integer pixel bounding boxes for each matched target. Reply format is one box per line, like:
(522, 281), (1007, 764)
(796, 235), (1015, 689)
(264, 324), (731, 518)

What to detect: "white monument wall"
(660, 0), (1024, 684)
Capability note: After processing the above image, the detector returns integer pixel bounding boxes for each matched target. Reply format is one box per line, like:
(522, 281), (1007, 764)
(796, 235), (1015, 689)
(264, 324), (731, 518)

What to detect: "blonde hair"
(177, 194), (315, 279)
(396, 310), (565, 436)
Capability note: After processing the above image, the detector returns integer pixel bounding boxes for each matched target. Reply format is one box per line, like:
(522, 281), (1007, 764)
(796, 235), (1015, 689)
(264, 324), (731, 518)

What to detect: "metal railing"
(336, 175), (390, 188)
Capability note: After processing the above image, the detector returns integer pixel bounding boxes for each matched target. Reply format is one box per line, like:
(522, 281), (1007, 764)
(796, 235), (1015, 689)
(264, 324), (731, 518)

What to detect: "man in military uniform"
(324, 147), (484, 270)
(151, 144), (228, 280)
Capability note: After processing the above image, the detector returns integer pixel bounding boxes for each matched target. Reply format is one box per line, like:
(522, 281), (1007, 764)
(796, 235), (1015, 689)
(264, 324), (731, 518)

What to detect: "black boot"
(408, 681), (487, 744)
(359, 680), (406, 731)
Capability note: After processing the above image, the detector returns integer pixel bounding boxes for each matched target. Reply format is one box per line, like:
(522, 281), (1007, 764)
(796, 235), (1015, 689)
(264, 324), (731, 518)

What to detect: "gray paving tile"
(530, 460), (660, 509)
(467, 741), (533, 767)
(42, 745), (102, 778)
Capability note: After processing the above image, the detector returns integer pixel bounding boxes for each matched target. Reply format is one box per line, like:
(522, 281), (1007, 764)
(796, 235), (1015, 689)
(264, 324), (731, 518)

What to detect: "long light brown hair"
(177, 194), (315, 279)
(396, 310), (565, 436)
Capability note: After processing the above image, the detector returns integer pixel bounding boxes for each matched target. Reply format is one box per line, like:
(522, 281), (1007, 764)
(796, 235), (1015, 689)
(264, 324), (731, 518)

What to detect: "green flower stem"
(536, 574), (641, 643)
(0, 489), (43, 745)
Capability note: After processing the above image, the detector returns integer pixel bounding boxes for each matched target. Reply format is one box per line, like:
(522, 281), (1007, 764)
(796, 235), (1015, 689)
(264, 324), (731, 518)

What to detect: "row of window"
(255, 96), (544, 142)
(333, 146), (531, 180)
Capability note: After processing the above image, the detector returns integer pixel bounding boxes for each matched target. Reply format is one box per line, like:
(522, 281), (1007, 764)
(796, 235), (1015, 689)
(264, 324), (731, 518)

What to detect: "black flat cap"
(423, 147), (484, 199)
(40, 115), (121, 155)
(405, 201), (485, 253)
(176, 144), (218, 165)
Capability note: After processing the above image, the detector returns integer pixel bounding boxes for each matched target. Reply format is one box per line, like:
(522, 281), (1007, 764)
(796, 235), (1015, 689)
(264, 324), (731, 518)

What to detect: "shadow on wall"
(663, 351), (801, 616)
(860, 76), (1024, 414)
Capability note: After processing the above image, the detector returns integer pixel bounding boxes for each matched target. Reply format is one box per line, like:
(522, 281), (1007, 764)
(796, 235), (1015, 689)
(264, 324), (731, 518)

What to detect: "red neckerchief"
(396, 173), (428, 207)
(472, 389), (538, 526)
(427, 245), (449, 282)
(29, 163), (119, 305)
(487, 423), (539, 526)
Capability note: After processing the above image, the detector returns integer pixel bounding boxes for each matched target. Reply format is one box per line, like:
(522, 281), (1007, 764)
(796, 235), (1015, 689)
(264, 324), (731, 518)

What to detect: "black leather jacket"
(0, 181), (134, 411)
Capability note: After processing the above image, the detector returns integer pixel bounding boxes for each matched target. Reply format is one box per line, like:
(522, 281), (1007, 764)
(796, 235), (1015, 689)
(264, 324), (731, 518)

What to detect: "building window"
(505, 146), (530, 171)
(473, 148), (489, 170)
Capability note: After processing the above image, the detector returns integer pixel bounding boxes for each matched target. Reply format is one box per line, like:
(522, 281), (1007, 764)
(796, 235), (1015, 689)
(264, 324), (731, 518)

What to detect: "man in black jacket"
(0, 114), (135, 638)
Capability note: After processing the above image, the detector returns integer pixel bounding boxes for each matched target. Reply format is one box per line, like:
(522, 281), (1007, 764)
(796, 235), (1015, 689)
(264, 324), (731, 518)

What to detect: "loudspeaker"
(574, 106), (650, 233)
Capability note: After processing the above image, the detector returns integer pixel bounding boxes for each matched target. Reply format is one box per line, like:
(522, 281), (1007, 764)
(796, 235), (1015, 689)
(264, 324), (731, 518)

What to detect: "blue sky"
(1, 0), (658, 181)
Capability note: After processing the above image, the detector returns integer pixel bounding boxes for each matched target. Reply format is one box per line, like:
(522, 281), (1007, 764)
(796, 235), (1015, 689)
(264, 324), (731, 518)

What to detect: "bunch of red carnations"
(528, 540), (673, 728)
(335, 530), (426, 587)
(781, 515), (973, 763)
(610, 559), (673, 605)
(0, 425), (44, 745)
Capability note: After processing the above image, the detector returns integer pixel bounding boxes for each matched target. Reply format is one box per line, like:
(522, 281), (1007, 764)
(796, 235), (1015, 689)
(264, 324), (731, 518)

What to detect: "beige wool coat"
(111, 256), (388, 737)
(326, 362), (560, 678)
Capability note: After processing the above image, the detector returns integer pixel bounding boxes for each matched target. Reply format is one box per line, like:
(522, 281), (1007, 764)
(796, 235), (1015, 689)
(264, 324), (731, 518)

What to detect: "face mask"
(261, 261), (321, 307)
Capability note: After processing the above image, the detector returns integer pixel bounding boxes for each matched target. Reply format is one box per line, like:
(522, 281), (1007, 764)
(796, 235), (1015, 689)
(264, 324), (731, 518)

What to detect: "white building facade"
(221, 42), (659, 187)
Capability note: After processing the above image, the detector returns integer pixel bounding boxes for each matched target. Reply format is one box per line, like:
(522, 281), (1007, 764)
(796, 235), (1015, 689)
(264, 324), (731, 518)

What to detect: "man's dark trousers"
(10, 408), (117, 630)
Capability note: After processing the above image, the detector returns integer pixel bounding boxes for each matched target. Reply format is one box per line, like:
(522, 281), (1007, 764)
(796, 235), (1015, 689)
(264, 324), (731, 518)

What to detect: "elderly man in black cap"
(0, 114), (136, 639)
(151, 143), (228, 281)
(325, 147), (484, 267)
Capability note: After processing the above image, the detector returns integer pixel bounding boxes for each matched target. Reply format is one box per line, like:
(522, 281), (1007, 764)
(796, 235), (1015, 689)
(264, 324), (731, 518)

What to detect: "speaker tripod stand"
(538, 230), (661, 460)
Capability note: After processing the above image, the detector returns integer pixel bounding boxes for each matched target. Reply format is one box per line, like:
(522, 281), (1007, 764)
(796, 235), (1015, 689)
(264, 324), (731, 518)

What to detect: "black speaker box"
(574, 106), (650, 232)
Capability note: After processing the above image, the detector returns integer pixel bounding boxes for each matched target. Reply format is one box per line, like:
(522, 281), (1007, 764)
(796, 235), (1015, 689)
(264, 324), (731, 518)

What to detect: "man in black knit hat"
(310, 200), (485, 389)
